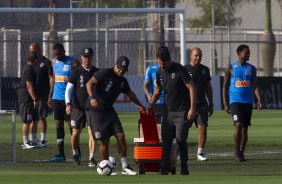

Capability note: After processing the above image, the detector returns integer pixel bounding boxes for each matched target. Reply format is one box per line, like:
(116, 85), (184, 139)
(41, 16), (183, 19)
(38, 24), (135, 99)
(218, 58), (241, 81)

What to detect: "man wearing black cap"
(86, 56), (145, 175)
(149, 46), (196, 175)
(65, 47), (99, 165)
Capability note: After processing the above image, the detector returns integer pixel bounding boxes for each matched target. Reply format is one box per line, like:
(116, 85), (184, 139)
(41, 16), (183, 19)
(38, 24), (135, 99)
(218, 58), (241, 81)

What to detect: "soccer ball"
(109, 156), (117, 171)
(97, 160), (114, 176)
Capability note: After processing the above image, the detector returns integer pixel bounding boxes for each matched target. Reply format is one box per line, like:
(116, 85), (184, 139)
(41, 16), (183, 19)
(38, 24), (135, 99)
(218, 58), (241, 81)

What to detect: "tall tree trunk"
(48, 0), (58, 60)
(261, 0), (276, 76)
(151, 0), (159, 60)
(167, 0), (176, 50)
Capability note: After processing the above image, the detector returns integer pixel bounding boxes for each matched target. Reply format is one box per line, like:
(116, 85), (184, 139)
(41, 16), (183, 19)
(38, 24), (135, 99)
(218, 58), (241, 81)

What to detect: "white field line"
(207, 150), (282, 158)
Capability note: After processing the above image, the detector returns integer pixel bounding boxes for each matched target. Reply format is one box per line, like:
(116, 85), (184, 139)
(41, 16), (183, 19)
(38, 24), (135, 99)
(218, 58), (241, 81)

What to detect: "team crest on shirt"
(40, 63), (44, 67)
(171, 73), (175, 79)
(63, 65), (70, 71)
(233, 115), (238, 121)
(80, 75), (84, 87)
(245, 69), (251, 75)
(95, 131), (101, 139)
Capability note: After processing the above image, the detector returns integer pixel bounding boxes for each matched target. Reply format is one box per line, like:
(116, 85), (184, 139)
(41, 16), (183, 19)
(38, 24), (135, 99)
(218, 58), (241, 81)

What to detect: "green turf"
(0, 110), (282, 183)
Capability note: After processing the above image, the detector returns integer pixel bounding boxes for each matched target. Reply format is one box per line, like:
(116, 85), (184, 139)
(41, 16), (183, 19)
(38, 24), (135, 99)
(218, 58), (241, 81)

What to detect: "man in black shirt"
(86, 56), (145, 175)
(65, 47), (99, 166)
(29, 42), (54, 147)
(18, 53), (39, 149)
(185, 47), (213, 161)
(149, 46), (196, 175)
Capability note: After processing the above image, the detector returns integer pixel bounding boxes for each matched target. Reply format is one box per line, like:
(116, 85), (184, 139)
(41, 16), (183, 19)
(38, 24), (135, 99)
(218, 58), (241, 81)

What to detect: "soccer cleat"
(22, 142), (35, 149)
(197, 153), (208, 161)
(48, 155), (66, 162)
(121, 165), (137, 175)
(88, 157), (97, 167)
(240, 150), (246, 162)
(73, 154), (81, 165)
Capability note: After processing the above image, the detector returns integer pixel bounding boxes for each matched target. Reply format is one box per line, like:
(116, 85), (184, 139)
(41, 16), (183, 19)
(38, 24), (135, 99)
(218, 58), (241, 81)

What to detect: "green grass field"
(0, 110), (282, 184)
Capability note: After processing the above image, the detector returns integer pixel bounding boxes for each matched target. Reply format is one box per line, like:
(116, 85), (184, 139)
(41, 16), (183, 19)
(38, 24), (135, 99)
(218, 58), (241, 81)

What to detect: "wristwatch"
(88, 96), (95, 99)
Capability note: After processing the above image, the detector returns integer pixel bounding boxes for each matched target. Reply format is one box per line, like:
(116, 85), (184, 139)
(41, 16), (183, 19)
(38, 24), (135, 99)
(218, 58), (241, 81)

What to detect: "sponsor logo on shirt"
(235, 79), (250, 87)
(55, 75), (68, 82)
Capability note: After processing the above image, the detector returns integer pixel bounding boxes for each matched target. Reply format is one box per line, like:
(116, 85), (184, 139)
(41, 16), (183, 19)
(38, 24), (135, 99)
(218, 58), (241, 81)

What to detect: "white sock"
(121, 157), (128, 168)
(89, 153), (94, 160)
(197, 148), (203, 155)
(73, 149), (78, 156)
(23, 136), (28, 144)
(41, 133), (46, 141)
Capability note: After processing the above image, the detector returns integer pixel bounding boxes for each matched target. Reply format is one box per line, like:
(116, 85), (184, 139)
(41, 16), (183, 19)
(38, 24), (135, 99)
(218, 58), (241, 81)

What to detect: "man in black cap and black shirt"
(149, 46), (196, 175)
(86, 56), (145, 175)
(65, 47), (99, 165)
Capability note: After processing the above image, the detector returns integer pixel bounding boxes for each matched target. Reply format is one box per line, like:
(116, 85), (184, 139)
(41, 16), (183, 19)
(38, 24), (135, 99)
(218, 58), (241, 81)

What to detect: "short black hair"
(53, 43), (65, 52)
(236, 44), (249, 55)
(156, 46), (171, 62)
(28, 52), (38, 63)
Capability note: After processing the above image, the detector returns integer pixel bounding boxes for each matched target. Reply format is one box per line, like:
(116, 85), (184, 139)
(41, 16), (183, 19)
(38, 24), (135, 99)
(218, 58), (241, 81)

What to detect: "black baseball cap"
(116, 56), (130, 71)
(81, 47), (94, 56)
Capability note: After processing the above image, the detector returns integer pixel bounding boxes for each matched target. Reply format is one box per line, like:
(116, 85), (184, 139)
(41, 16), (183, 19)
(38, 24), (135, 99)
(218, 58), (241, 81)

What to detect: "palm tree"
(261, 0), (276, 76)
(48, 0), (58, 60)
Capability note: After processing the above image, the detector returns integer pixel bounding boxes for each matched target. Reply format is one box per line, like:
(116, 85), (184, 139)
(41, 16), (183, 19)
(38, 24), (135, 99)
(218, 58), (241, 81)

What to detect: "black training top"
(89, 68), (131, 113)
(68, 65), (99, 109)
(34, 56), (53, 98)
(156, 62), (192, 112)
(185, 63), (211, 105)
(18, 64), (37, 103)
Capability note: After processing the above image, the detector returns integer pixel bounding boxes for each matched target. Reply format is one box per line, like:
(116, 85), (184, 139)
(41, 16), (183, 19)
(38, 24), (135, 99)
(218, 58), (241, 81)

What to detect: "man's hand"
(223, 103), (230, 114)
(66, 104), (71, 115)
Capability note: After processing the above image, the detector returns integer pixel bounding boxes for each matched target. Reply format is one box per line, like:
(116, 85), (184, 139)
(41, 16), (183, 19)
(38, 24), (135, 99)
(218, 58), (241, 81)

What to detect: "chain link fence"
(0, 0), (282, 111)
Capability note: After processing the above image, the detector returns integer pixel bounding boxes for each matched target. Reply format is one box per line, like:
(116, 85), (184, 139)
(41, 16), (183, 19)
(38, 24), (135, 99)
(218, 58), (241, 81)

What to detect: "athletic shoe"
(197, 153), (208, 161)
(171, 167), (176, 175)
(181, 164), (189, 175)
(88, 157), (97, 167)
(79, 155), (83, 161)
(30, 141), (45, 148)
(40, 140), (47, 147)
(48, 155), (66, 162)
(110, 172), (118, 176)
(22, 142), (35, 149)
(73, 154), (80, 165)
(121, 165), (137, 175)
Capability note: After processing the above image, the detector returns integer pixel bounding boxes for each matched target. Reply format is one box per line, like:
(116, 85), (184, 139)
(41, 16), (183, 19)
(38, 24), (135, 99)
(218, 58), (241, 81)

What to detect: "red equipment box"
(134, 109), (177, 174)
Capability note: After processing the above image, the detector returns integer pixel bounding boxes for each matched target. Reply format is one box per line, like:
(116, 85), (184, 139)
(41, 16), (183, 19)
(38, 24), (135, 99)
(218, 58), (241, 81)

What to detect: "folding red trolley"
(133, 109), (177, 174)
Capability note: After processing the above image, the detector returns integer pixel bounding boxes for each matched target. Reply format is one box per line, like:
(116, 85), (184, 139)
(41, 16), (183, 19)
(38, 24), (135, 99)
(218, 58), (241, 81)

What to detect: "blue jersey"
(144, 64), (164, 104)
(229, 61), (254, 104)
(52, 56), (72, 100)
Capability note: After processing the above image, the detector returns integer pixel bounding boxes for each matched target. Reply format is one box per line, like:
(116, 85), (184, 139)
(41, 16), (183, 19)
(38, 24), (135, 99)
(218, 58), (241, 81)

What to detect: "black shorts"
(52, 99), (70, 121)
(70, 108), (86, 130)
(38, 97), (49, 119)
(230, 102), (253, 126)
(154, 104), (167, 124)
(88, 110), (124, 141)
(19, 101), (39, 123)
(192, 104), (209, 127)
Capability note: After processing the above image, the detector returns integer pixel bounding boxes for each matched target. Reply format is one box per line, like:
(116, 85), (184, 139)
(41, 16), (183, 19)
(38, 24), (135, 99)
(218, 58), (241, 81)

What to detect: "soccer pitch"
(0, 110), (282, 184)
